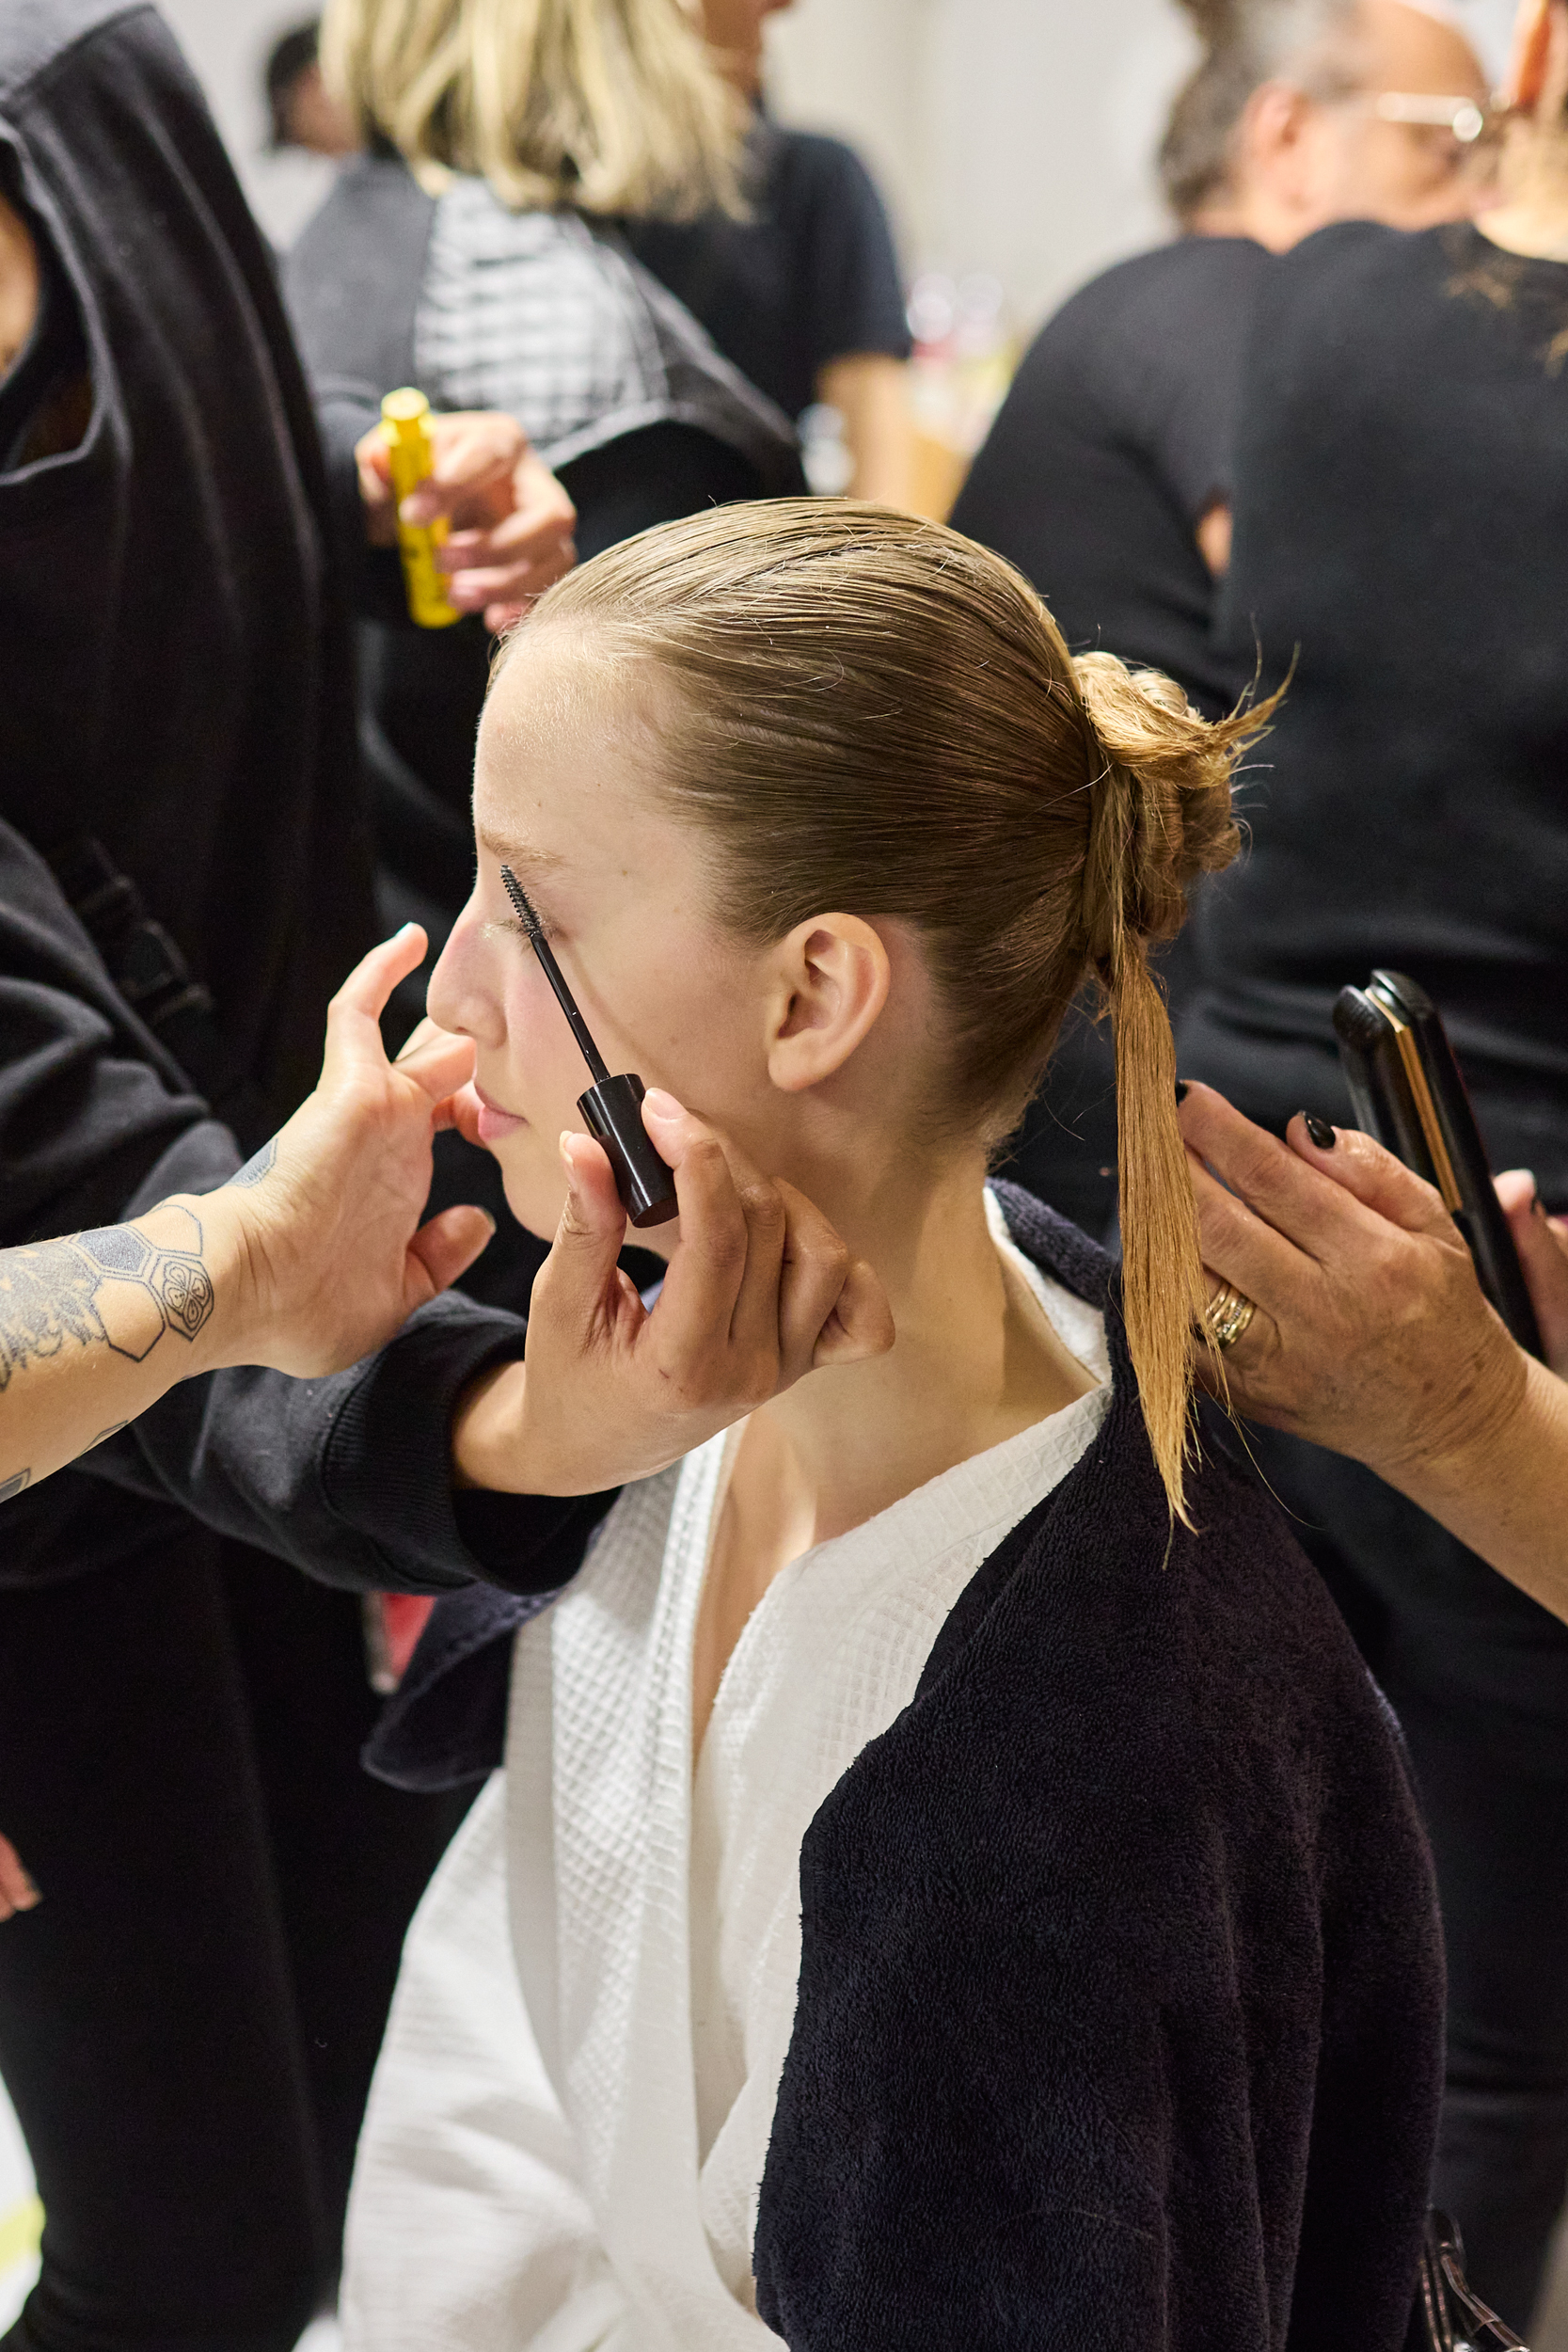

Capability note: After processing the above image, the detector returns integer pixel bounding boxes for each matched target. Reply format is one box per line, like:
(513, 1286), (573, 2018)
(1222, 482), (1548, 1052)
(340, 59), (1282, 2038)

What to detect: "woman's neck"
(690, 1155), (1100, 1751)
(758, 1156), (1094, 1534)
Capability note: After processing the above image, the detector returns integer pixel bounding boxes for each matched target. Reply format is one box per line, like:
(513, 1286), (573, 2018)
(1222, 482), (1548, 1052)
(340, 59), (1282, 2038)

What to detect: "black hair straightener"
(1332, 970), (1543, 1358)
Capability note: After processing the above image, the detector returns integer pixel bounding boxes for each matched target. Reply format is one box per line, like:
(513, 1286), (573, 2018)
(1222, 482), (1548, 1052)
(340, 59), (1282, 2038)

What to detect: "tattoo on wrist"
(231, 1137), (277, 1189)
(0, 1207), (215, 1391)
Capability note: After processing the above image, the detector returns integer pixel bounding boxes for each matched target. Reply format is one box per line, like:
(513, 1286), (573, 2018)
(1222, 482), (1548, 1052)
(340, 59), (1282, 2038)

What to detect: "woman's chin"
(484, 1136), (567, 1243)
(503, 1179), (566, 1243)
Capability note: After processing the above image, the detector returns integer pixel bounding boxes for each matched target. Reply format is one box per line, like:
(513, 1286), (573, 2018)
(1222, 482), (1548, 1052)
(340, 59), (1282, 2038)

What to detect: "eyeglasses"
(1374, 91), (1500, 146)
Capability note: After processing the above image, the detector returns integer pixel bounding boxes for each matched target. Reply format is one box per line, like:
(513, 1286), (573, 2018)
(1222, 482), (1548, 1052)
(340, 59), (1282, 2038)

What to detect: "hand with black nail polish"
(1176, 1079), (1568, 1615)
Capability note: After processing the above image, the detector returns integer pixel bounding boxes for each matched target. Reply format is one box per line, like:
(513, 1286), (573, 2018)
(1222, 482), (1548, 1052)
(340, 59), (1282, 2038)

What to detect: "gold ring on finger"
(1203, 1284), (1257, 1352)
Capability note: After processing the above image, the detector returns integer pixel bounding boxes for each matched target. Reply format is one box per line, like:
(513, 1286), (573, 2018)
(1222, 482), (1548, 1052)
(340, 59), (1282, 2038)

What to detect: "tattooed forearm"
(0, 1207), (214, 1391)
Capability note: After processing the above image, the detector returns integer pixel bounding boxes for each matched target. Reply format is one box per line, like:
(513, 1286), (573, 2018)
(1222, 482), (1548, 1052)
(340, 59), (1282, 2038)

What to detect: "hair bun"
(1071, 648), (1250, 973)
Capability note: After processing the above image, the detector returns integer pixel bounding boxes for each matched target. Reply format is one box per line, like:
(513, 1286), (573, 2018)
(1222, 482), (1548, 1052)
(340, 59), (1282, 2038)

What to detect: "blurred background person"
(264, 17), (357, 158)
(956, 0), (1493, 1239)
(626, 0), (914, 504)
(289, 0), (801, 1063)
(0, 0), (571, 2340)
(1175, 0), (1568, 2319)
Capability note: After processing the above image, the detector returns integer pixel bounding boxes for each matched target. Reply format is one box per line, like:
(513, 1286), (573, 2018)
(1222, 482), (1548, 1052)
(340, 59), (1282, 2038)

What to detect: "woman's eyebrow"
(475, 827), (565, 876)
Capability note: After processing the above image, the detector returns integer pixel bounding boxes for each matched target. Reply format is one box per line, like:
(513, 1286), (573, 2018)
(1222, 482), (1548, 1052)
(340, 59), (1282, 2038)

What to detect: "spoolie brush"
(499, 865), (679, 1228)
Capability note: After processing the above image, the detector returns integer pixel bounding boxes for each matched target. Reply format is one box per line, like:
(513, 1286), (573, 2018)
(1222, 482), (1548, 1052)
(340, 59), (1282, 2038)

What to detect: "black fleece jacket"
(362, 1190), (1445, 2352)
(0, 0), (375, 1138)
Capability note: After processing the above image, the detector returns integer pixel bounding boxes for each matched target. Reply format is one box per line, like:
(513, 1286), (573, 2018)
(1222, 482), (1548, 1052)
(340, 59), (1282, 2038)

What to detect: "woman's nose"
(428, 897), (507, 1048)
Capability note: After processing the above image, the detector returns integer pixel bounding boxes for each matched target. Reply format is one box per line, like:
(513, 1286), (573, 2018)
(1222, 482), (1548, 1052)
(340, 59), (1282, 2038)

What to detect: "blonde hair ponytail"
(1073, 652), (1270, 1519)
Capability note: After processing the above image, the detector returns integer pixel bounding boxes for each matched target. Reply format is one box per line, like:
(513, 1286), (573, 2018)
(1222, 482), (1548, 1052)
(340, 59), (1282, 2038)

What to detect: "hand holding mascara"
(500, 866), (679, 1228)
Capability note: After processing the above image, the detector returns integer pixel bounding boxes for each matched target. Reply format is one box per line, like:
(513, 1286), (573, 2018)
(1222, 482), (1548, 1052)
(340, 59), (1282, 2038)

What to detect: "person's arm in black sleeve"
(87, 1291), (621, 1598)
(0, 854), (521, 1564)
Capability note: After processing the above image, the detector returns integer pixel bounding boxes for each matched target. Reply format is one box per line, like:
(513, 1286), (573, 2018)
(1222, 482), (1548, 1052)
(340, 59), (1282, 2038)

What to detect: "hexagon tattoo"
(0, 1212), (214, 1391)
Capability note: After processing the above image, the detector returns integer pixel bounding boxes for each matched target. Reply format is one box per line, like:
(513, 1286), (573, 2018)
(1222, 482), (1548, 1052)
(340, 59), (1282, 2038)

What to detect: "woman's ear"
(1505, 0), (1555, 112)
(764, 915), (891, 1094)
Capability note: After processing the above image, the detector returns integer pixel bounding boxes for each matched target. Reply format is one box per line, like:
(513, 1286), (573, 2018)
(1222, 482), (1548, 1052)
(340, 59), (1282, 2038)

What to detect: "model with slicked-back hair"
(512, 499), (1276, 1518)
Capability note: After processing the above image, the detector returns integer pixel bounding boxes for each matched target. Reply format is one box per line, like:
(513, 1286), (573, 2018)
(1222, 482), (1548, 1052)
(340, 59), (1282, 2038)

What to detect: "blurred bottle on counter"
(904, 270), (1016, 520)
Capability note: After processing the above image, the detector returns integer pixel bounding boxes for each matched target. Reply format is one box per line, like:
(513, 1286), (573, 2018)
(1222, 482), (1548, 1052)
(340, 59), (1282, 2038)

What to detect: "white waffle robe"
(342, 1195), (1110, 2351)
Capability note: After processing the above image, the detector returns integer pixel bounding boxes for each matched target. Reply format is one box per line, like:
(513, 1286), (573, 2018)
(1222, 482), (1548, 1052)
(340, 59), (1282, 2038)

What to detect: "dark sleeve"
(0, 817), (238, 1248)
(790, 135), (911, 374)
(949, 250), (1264, 718)
(0, 818), (617, 1600)
(83, 1289), (621, 1598)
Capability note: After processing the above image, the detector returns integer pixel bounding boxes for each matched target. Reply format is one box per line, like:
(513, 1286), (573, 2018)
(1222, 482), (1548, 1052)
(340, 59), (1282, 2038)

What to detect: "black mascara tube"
(499, 866), (679, 1229)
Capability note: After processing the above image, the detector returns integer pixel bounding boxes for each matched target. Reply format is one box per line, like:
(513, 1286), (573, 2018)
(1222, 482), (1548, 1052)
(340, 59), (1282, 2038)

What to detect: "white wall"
(767, 0), (1198, 335)
(157, 0), (1524, 336)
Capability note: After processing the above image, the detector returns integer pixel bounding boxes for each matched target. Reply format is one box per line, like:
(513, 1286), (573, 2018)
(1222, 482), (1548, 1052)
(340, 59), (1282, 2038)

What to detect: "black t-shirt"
(1180, 219), (1568, 1195)
(626, 120), (911, 423)
(950, 237), (1275, 718)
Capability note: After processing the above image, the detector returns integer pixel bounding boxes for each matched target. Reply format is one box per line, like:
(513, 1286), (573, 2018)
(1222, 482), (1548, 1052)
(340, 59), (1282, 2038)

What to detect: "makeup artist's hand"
(356, 408), (578, 629)
(1179, 1080), (1568, 1610)
(1179, 1080), (1524, 1472)
(209, 925), (496, 1376)
(0, 931), (497, 1503)
(451, 1092), (895, 1495)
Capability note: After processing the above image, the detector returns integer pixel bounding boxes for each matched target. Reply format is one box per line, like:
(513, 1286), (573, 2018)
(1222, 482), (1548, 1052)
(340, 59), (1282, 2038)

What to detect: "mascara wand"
(500, 866), (679, 1228)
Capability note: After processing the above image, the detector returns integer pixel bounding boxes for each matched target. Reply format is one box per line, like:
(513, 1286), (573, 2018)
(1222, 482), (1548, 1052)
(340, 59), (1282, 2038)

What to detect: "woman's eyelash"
(488, 914), (559, 946)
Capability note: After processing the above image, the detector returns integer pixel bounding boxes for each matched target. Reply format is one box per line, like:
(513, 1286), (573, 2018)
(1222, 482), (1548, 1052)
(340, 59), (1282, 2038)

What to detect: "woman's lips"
(473, 1081), (526, 1144)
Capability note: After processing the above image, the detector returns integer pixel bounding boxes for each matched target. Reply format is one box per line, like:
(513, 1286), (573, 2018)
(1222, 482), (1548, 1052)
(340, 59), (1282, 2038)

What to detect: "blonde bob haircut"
(319, 0), (745, 217)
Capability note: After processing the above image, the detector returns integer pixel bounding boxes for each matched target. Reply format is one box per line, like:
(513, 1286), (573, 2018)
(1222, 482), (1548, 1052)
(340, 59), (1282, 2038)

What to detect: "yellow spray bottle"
(380, 388), (461, 629)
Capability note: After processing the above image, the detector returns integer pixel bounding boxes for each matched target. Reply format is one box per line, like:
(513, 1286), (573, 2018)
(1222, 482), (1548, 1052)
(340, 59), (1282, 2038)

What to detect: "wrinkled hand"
(212, 927), (495, 1377)
(453, 1090), (895, 1495)
(356, 408), (577, 629)
(0, 1833), (39, 1923)
(1178, 1081), (1527, 1485)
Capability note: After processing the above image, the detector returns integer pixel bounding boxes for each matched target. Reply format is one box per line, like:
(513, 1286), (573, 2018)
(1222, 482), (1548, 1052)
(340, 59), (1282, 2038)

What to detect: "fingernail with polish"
(1303, 1114), (1336, 1150)
(1175, 1080), (1189, 1105)
(641, 1089), (682, 1122)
